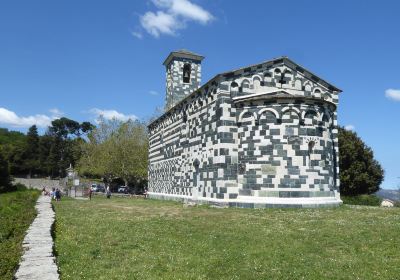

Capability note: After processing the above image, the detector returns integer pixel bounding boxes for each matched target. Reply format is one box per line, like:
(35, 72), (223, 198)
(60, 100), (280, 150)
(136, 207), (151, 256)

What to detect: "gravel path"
(14, 195), (60, 280)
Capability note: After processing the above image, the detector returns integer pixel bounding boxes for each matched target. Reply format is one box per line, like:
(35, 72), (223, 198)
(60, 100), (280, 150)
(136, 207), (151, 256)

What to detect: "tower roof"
(163, 49), (204, 66)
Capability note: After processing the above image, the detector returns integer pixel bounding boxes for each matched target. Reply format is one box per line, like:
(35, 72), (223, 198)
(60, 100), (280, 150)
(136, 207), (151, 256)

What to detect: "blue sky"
(0, 0), (399, 189)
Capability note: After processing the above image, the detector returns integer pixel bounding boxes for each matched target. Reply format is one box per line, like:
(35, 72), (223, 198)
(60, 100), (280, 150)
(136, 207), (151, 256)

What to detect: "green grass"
(53, 196), (400, 280)
(0, 190), (40, 280)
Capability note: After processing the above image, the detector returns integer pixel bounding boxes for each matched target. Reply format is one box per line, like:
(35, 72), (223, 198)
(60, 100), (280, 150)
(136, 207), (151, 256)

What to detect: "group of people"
(42, 187), (61, 201)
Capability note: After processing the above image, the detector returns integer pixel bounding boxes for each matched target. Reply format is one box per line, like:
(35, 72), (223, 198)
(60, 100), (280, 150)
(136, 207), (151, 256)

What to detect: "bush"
(0, 183), (28, 193)
(0, 152), (11, 193)
(13, 183), (28, 191)
(341, 195), (382, 206)
(0, 190), (39, 279)
(339, 127), (384, 195)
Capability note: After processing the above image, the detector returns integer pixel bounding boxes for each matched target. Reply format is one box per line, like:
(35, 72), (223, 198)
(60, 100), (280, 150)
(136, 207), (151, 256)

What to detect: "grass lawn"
(53, 196), (400, 280)
(0, 190), (40, 280)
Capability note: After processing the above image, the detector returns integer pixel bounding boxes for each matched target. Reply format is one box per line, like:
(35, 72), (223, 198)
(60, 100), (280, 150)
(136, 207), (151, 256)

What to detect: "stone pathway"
(15, 195), (60, 280)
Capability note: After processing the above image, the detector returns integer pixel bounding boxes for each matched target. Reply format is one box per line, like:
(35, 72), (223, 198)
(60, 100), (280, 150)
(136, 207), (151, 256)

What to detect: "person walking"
(106, 186), (111, 199)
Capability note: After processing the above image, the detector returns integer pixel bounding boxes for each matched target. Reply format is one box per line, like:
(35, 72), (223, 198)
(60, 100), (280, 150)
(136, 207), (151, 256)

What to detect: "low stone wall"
(13, 178), (61, 191)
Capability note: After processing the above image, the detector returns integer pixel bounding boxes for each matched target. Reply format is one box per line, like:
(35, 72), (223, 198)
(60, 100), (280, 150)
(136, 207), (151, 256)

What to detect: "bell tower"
(163, 50), (204, 111)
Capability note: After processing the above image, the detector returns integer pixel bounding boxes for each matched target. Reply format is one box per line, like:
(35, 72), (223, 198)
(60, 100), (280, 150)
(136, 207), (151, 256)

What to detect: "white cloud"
(385, 89), (400, 101)
(131, 31), (143, 39)
(149, 90), (159, 96)
(139, 0), (214, 37)
(49, 108), (64, 117)
(152, 0), (214, 24)
(89, 108), (137, 123)
(344, 124), (355, 131)
(0, 107), (55, 128)
(140, 11), (180, 37)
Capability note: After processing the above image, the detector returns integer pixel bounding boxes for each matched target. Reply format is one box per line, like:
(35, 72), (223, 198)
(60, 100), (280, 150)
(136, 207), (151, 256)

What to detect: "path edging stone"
(14, 195), (60, 280)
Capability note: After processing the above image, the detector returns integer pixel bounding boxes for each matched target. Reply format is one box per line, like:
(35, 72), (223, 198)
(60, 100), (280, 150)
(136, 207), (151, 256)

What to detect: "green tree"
(25, 125), (40, 177)
(0, 128), (27, 176)
(38, 134), (54, 176)
(78, 118), (148, 188)
(339, 127), (384, 195)
(45, 118), (94, 177)
(0, 151), (11, 193)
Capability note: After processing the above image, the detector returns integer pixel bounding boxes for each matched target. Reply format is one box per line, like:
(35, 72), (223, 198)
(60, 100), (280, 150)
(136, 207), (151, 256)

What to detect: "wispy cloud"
(139, 0), (214, 38)
(131, 31), (143, 39)
(149, 90), (159, 96)
(89, 108), (137, 123)
(0, 107), (61, 128)
(49, 108), (64, 117)
(385, 88), (400, 101)
(344, 124), (355, 131)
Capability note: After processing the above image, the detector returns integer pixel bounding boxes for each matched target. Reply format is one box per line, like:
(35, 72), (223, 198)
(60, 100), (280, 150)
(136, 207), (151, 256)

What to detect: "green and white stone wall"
(148, 54), (342, 208)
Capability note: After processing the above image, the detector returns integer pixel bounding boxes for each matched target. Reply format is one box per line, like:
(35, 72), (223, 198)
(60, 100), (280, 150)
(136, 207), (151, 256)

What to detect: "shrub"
(0, 190), (39, 279)
(13, 183), (27, 191)
(339, 127), (384, 195)
(0, 152), (11, 193)
(341, 194), (382, 206)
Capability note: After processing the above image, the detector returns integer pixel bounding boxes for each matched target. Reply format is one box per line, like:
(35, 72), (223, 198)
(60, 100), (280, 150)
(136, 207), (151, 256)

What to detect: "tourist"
(106, 186), (111, 199)
(88, 187), (92, 200)
(55, 188), (61, 202)
(50, 188), (55, 200)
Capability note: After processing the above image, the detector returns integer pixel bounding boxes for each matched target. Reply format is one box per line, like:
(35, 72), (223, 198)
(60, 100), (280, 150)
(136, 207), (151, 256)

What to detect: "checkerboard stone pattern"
(148, 53), (342, 208)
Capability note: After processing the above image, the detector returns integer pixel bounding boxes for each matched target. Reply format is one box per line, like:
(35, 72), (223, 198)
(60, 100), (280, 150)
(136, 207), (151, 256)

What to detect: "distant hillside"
(376, 189), (400, 201)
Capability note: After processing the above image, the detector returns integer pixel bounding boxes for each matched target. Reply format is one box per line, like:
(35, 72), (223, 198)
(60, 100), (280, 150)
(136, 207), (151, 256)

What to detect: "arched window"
(183, 64), (191, 83)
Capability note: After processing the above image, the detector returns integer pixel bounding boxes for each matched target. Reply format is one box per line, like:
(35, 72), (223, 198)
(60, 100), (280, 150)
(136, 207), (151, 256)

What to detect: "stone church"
(148, 50), (342, 208)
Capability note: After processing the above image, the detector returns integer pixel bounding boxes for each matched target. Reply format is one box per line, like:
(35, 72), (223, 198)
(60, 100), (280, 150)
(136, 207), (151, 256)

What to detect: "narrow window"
(308, 141), (315, 167)
(183, 64), (191, 83)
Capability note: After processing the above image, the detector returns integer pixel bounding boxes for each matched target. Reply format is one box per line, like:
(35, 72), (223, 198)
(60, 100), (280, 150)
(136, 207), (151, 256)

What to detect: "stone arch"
(323, 92), (332, 100)
(303, 81), (312, 95)
(258, 108), (279, 125)
(302, 109), (320, 126)
(281, 106), (301, 124)
(281, 106), (301, 117)
(301, 109), (321, 120)
(313, 87), (322, 98)
(259, 111), (278, 125)
(241, 79), (251, 89)
(230, 81), (239, 90)
(253, 75), (262, 90)
(238, 110), (257, 125)
(264, 71), (272, 78)
(284, 69), (293, 82)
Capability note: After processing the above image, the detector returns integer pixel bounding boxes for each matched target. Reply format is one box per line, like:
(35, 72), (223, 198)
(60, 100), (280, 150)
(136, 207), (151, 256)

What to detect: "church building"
(148, 50), (342, 208)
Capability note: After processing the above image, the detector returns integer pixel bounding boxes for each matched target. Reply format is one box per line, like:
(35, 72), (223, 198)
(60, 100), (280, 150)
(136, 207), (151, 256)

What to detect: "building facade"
(148, 50), (342, 208)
